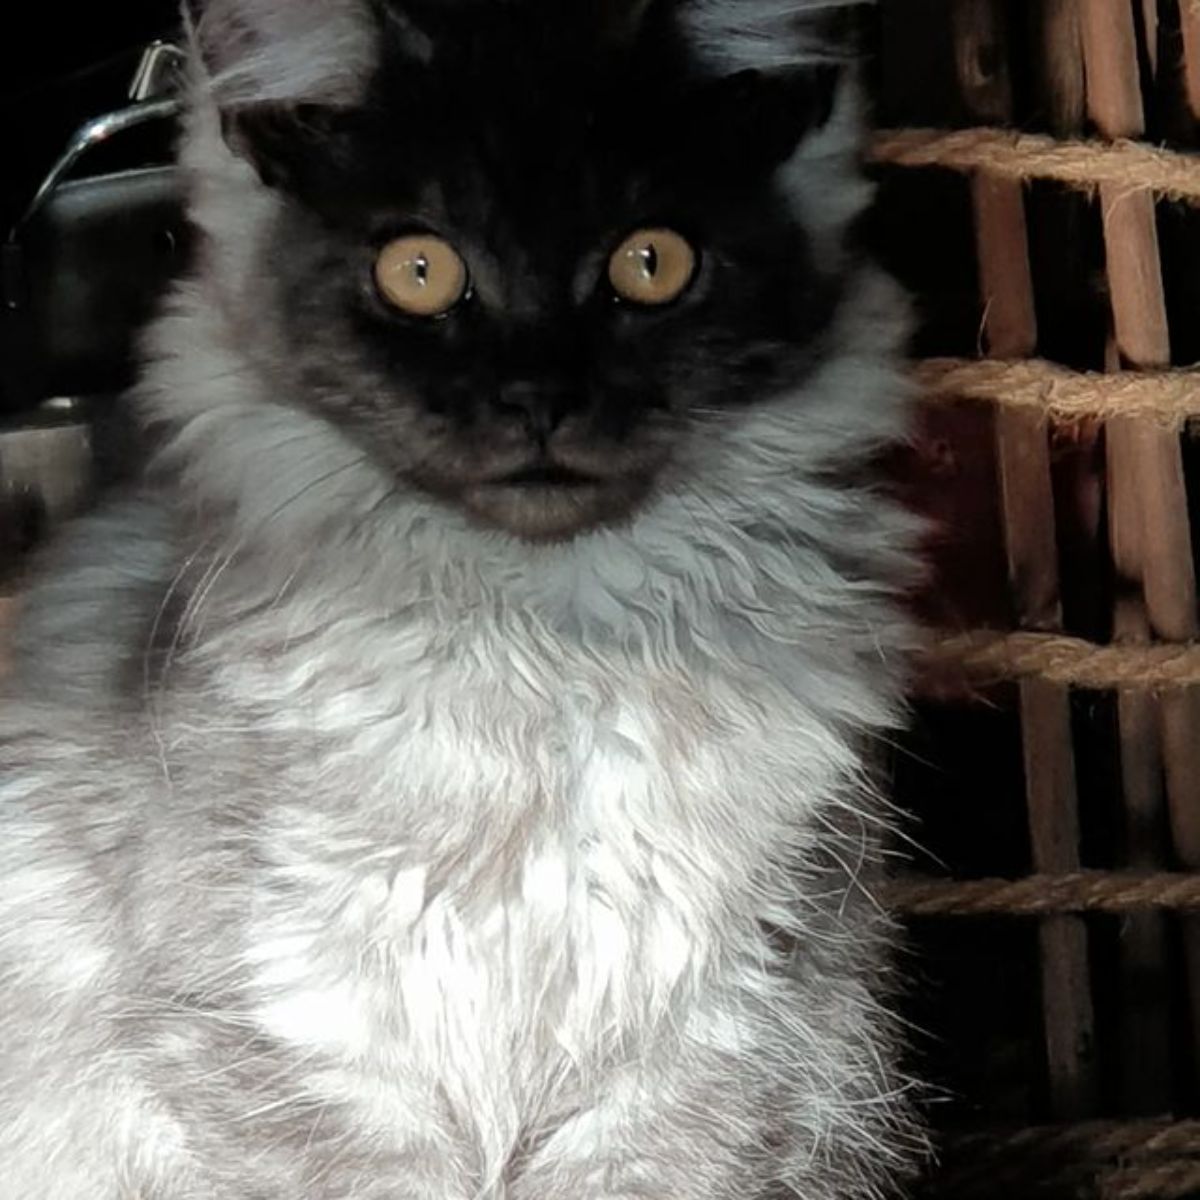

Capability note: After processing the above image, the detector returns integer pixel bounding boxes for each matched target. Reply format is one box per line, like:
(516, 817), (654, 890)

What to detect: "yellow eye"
(608, 227), (697, 306)
(374, 234), (469, 317)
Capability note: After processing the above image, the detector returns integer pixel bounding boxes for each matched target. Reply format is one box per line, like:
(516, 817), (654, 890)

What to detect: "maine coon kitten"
(0, 1), (924, 1197)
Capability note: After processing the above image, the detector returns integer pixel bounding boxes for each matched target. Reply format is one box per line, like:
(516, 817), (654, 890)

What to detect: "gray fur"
(679, 0), (863, 69)
(190, 0), (380, 107)
(0, 2), (925, 1197)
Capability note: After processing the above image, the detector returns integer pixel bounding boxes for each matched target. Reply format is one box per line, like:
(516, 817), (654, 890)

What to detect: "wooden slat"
(1183, 0), (1200, 123)
(1115, 687), (1173, 1114)
(953, 0), (1095, 1123)
(1078, 0), (1148, 145)
(995, 405), (1061, 629)
(1161, 689), (1200, 1078)
(1019, 678), (1098, 1115)
(971, 174), (1038, 360)
(1168, 0), (1200, 1111)
(1080, 0), (1181, 1118)
(953, 4), (1056, 632)
(1038, 0), (1086, 135)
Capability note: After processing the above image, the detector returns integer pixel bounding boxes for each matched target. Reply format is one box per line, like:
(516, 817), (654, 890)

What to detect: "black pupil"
(639, 244), (658, 278)
(415, 253), (429, 285)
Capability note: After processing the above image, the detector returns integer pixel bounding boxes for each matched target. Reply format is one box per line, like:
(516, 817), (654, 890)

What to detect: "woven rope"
(914, 357), (1200, 426)
(871, 127), (1200, 203)
(886, 870), (1200, 916)
(935, 1119), (1200, 1196)
(945, 1118), (1200, 1164)
(1100, 1160), (1200, 1200)
(920, 629), (1200, 690)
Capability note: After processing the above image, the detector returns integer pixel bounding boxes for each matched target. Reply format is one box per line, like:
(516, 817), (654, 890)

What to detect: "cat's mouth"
(495, 464), (599, 489)
(463, 458), (652, 541)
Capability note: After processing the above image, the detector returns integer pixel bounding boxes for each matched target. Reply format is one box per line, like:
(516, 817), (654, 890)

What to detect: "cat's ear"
(670, 0), (855, 169)
(683, 65), (841, 173)
(183, 0), (387, 187)
(676, 0), (854, 73)
(185, 0), (381, 109)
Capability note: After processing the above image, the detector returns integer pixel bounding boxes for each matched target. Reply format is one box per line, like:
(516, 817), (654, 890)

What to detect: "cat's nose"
(495, 381), (569, 444)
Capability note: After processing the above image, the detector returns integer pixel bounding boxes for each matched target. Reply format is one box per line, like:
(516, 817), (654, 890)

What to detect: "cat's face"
(199, 0), (850, 541)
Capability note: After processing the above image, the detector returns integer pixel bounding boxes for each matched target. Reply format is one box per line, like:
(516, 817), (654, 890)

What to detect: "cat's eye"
(374, 234), (469, 317)
(608, 228), (697, 306)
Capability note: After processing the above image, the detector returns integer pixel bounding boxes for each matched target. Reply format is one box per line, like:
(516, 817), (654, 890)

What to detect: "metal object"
(8, 41), (185, 242)
(10, 97), (182, 240)
(0, 40), (186, 510)
(128, 40), (187, 103)
(0, 421), (93, 524)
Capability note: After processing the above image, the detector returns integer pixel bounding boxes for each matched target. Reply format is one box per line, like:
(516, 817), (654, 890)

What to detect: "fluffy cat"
(0, 1), (925, 1197)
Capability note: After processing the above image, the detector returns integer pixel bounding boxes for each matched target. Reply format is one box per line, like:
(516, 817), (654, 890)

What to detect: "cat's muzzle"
(463, 456), (654, 542)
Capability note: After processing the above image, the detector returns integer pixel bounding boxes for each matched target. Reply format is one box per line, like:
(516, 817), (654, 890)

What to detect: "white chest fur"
(224, 610), (844, 1174)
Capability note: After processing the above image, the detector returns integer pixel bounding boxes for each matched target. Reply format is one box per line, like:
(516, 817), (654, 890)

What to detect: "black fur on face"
(221, 0), (843, 541)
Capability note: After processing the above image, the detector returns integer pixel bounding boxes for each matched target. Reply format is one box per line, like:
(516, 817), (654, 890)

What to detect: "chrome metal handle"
(11, 98), (182, 238)
(128, 40), (187, 103)
(8, 41), (186, 241)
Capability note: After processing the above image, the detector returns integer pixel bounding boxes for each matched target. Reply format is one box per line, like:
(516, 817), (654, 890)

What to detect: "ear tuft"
(187, 0), (381, 110)
(677, 0), (863, 72)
